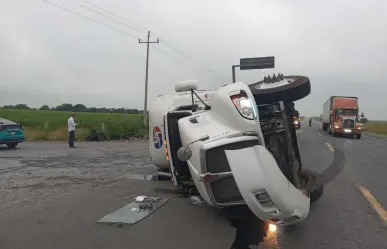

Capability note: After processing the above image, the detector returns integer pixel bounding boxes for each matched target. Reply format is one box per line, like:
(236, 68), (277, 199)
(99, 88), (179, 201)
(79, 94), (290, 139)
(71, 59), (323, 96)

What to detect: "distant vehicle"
(0, 118), (25, 149)
(358, 123), (365, 131)
(321, 96), (363, 139)
(293, 116), (301, 129)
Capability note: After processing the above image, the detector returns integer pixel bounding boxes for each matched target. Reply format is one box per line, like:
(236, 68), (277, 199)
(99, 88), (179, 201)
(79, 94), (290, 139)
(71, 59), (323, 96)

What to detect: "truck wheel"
(299, 170), (324, 204)
(249, 75), (311, 105)
(356, 134), (361, 139)
(6, 143), (18, 149)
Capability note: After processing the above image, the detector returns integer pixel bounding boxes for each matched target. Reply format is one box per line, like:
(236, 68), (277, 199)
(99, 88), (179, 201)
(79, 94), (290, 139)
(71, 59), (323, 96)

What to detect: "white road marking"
(326, 143), (334, 152)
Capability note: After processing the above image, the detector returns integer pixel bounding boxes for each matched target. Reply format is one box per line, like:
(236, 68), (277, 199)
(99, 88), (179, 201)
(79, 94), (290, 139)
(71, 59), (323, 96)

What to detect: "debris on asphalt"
(189, 196), (203, 207)
(97, 196), (168, 225)
(134, 196), (147, 202)
(319, 239), (330, 244)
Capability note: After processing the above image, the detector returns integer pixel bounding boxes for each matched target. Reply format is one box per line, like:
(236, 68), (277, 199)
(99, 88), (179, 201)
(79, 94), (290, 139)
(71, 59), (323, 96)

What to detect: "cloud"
(0, 0), (386, 119)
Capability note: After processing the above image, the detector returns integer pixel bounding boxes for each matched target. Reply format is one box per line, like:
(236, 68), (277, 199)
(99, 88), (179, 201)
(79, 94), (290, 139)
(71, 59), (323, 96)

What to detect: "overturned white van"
(148, 75), (323, 228)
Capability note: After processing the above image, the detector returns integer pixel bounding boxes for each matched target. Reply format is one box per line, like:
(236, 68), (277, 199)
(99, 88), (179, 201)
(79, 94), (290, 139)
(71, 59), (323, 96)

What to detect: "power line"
(62, 0), (147, 34)
(43, 0), (228, 81)
(151, 46), (182, 62)
(42, 0), (188, 63)
(151, 33), (228, 80)
(42, 0), (140, 40)
(79, 0), (148, 32)
(77, 0), (228, 81)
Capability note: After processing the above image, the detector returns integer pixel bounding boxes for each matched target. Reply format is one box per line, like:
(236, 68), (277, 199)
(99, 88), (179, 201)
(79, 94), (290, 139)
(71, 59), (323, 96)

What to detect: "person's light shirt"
(68, 117), (77, 132)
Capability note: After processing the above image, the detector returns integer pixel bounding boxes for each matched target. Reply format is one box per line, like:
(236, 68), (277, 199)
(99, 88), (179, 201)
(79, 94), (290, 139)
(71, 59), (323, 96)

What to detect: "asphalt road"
(0, 124), (386, 249)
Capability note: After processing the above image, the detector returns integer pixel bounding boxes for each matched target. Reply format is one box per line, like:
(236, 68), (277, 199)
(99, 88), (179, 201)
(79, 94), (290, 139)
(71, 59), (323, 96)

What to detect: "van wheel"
(299, 170), (324, 204)
(6, 143), (18, 149)
(249, 75), (311, 105)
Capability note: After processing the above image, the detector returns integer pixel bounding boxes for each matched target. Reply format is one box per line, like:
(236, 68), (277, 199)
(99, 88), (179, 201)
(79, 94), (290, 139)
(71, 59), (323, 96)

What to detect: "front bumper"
(0, 137), (25, 145)
(333, 128), (362, 135)
(224, 145), (310, 226)
(195, 136), (310, 226)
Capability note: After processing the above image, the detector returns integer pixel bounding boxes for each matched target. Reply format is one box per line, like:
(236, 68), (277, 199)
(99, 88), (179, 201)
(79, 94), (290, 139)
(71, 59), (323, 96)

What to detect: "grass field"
(0, 108), (147, 141)
(364, 121), (387, 136)
(1, 108), (387, 141)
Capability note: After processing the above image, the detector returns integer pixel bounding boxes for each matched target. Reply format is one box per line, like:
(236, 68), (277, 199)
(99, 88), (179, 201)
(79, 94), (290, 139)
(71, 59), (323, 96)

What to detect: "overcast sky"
(1, 0), (386, 119)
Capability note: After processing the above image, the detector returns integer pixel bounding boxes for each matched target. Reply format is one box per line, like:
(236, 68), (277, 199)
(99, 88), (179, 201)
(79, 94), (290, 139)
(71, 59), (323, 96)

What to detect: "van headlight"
(230, 90), (257, 120)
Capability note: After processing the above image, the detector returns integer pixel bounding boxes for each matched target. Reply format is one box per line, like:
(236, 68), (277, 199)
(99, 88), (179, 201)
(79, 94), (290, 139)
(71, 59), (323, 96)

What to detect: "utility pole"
(139, 31), (159, 126)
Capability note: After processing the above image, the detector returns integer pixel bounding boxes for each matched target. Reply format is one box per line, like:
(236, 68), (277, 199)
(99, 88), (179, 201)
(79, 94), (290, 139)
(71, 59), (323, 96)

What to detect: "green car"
(0, 118), (25, 149)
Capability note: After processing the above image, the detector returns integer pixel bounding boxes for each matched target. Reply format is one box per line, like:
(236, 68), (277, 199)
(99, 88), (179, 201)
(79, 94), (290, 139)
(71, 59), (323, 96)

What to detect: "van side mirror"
(177, 135), (209, 162)
(177, 147), (192, 162)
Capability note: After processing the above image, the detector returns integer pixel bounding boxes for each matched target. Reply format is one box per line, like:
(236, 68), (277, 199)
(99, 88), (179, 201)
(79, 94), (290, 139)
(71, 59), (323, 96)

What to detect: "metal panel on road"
(240, 56), (275, 70)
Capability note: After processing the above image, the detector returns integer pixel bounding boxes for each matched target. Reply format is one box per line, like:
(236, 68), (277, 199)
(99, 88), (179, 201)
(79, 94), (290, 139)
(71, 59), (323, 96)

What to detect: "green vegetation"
(2, 105), (387, 140)
(3, 103), (143, 114)
(364, 121), (387, 136)
(0, 108), (148, 141)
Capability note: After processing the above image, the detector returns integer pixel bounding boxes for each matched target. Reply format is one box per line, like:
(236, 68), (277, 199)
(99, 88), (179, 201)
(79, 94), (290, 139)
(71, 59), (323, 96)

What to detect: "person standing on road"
(68, 113), (77, 148)
(309, 118), (312, 127)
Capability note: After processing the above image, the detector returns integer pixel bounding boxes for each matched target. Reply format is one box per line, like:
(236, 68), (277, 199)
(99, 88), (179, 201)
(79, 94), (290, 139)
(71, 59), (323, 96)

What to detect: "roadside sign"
(240, 56), (275, 70)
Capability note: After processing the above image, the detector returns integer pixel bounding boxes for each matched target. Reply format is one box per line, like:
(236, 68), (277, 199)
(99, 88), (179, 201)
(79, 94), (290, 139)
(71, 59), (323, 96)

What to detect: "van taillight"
(164, 140), (169, 161)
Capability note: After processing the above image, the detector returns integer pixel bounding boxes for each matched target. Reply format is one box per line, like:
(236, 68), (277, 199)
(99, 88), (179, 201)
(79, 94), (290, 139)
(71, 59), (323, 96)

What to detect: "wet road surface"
(0, 125), (387, 249)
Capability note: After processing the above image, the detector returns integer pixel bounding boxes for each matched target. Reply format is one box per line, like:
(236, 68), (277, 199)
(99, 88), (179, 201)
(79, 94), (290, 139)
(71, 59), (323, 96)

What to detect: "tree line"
(2, 104), (144, 114)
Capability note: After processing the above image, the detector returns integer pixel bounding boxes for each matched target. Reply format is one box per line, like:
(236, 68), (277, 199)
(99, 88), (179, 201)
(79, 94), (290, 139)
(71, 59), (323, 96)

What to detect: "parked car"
(0, 118), (25, 149)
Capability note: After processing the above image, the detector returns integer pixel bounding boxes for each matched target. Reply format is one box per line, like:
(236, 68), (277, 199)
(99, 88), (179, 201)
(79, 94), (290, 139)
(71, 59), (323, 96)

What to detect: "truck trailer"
(321, 96), (363, 138)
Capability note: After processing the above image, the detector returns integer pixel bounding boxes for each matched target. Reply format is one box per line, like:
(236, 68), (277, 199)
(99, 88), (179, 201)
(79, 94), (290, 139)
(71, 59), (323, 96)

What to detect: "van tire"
(6, 143), (18, 149)
(299, 169), (324, 204)
(249, 75), (311, 105)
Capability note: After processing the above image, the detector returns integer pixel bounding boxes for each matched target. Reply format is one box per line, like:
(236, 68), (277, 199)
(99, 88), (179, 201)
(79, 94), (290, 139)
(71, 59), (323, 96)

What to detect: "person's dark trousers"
(222, 205), (265, 249)
(230, 215), (265, 249)
(69, 130), (75, 147)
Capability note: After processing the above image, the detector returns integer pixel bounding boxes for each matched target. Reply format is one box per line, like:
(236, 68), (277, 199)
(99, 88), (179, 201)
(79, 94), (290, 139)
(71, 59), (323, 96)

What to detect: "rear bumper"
(0, 138), (25, 144)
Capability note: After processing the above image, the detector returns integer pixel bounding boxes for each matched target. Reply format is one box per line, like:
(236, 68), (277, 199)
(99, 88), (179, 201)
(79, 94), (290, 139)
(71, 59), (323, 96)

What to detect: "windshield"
(337, 108), (357, 116)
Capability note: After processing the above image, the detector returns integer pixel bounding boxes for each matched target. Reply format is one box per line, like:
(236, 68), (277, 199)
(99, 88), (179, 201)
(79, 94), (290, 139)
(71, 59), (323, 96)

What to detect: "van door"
(164, 111), (192, 187)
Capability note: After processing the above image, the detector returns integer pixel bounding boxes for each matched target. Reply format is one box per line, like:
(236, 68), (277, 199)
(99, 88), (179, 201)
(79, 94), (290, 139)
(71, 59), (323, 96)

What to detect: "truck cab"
(322, 96), (363, 139)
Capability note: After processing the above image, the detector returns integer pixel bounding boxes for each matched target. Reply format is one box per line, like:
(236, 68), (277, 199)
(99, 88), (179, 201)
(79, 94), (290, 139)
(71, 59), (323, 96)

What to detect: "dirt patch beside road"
(0, 141), (153, 215)
(0, 141), (237, 249)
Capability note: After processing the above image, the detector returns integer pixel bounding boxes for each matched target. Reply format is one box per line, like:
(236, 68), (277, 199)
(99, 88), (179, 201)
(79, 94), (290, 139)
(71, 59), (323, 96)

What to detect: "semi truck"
(321, 96), (363, 139)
